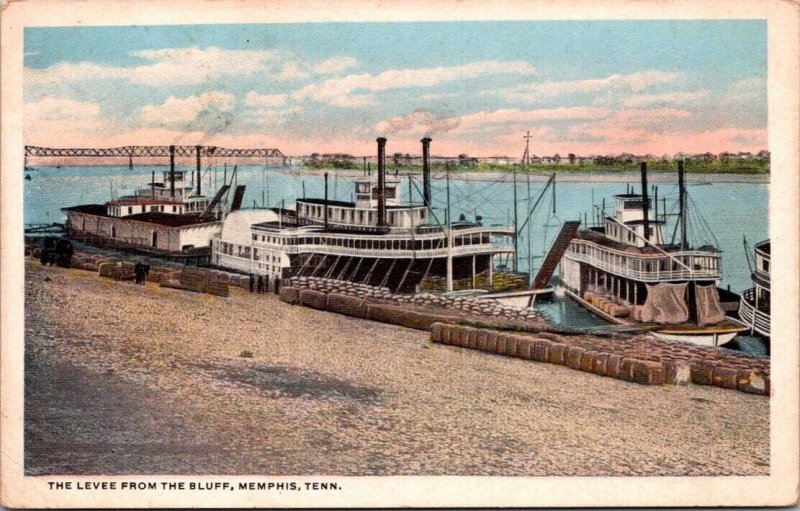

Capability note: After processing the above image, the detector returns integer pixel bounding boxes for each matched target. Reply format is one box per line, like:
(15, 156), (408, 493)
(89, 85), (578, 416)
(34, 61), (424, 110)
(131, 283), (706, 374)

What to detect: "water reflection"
(533, 296), (769, 358)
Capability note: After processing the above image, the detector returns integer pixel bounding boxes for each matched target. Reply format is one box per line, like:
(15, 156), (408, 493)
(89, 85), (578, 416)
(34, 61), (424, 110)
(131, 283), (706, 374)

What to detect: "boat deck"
(564, 288), (748, 335)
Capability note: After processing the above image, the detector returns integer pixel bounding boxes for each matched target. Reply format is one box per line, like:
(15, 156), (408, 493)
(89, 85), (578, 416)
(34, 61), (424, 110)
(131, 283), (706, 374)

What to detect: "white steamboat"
(739, 239), (770, 338)
(212, 138), (521, 294)
(62, 145), (234, 258)
(559, 161), (747, 346)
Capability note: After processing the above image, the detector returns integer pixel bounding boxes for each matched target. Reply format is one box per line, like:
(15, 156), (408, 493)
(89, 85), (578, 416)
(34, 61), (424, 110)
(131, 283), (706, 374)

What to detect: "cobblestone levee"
(25, 261), (769, 476)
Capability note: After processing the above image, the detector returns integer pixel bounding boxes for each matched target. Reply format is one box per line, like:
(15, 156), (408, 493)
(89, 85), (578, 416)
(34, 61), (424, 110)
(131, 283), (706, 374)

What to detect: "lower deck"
(213, 245), (512, 294)
(562, 287), (747, 346)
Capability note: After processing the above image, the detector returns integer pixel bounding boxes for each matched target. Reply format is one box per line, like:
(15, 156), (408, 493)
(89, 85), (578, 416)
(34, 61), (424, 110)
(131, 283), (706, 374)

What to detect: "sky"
(23, 20), (767, 157)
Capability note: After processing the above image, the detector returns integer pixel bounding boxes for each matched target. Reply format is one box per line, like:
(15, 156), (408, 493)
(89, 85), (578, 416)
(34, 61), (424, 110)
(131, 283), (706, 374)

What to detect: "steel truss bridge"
(25, 145), (285, 159)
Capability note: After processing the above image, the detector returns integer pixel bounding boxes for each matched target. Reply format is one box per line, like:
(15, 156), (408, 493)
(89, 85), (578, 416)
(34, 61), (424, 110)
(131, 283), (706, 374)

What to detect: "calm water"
(24, 164), (768, 295)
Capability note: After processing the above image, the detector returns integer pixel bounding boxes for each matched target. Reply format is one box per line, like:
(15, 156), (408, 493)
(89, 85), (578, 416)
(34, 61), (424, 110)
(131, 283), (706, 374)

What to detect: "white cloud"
(277, 62), (310, 81)
(622, 90), (710, 108)
(25, 61), (122, 85)
(723, 77), (766, 104)
(568, 108), (694, 142)
(239, 92), (302, 128)
(491, 70), (683, 103)
(244, 91), (288, 108)
(128, 47), (283, 86)
(24, 97), (110, 141)
(457, 106), (612, 131)
(26, 96), (102, 122)
(139, 92), (236, 133)
(372, 106), (613, 143)
(25, 47), (359, 89)
(26, 47), (284, 87)
(312, 56), (358, 74)
(293, 60), (537, 107)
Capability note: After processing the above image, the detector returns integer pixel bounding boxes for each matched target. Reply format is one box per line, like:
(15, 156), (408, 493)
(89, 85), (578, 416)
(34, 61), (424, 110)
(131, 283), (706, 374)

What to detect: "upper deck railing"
(565, 238), (721, 282)
(213, 237), (513, 263)
(739, 287), (770, 336)
(252, 223), (516, 240)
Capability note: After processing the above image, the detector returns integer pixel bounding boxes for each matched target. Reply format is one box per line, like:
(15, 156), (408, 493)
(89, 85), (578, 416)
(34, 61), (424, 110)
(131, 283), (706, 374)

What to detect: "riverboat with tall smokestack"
(559, 160), (747, 347)
(62, 145), (238, 260)
(739, 239), (770, 338)
(212, 137), (525, 294)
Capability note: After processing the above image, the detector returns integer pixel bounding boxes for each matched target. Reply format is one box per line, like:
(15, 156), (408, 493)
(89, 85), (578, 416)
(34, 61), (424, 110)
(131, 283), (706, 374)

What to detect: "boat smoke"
(377, 110), (461, 138)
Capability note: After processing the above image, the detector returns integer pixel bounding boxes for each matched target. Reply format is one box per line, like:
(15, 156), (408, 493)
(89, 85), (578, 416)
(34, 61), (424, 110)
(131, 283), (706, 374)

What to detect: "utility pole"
(522, 130), (532, 165)
(678, 159), (687, 250)
(446, 162), (453, 293)
(526, 170), (532, 285)
(512, 163), (519, 272)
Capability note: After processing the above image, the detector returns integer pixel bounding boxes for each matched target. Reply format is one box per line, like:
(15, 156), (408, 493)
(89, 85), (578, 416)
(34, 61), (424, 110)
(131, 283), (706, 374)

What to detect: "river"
(24, 164), (769, 295)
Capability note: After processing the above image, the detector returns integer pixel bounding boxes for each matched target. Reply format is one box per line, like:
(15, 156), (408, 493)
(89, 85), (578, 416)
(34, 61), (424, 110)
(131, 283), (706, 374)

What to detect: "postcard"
(1, 0), (798, 507)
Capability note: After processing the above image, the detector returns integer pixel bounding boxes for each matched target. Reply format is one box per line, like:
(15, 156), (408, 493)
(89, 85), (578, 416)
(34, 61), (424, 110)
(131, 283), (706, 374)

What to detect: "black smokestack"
(195, 145), (202, 196)
(640, 162), (649, 242)
(169, 144), (176, 199)
(421, 137), (432, 207)
(377, 137), (387, 226)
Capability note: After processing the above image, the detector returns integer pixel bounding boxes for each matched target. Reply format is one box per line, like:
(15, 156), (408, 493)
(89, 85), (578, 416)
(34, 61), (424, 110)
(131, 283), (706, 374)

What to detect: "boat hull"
(652, 330), (739, 347)
(483, 287), (554, 308)
(562, 287), (746, 347)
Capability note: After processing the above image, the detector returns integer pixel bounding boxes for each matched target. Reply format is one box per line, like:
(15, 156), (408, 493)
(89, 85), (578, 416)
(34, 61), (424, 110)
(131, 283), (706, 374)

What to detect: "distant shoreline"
(278, 168), (770, 184)
(25, 165), (770, 184)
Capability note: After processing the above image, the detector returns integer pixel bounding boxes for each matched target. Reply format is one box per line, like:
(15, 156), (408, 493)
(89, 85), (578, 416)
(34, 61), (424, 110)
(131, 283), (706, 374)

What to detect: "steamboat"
(559, 161), (747, 346)
(739, 239), (771, 338)
(211, 138), (557, 296)
(62, 145), (234, 260)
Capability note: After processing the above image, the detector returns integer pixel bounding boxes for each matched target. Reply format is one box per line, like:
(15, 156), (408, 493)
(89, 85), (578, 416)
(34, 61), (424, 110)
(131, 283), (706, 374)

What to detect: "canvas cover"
(695, 283), (726, 326)
(640, 283), (689, 325)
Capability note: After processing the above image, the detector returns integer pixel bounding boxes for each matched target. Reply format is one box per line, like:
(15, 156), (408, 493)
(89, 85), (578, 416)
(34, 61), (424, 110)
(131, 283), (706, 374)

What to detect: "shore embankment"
(283, 276), (769, 394)
(279, 167), (770, 184)
(25, 261), (769, 476)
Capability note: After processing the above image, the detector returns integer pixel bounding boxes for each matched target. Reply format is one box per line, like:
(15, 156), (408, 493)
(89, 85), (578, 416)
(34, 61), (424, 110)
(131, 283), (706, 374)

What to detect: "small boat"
(559, 160), (747, 347)
(738, 239), (770, 338)
(25, 173), (32, 181)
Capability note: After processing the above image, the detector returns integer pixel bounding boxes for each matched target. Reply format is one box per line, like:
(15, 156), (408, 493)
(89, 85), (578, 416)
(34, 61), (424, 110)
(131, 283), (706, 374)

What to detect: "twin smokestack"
(375, 137), (432, 227)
